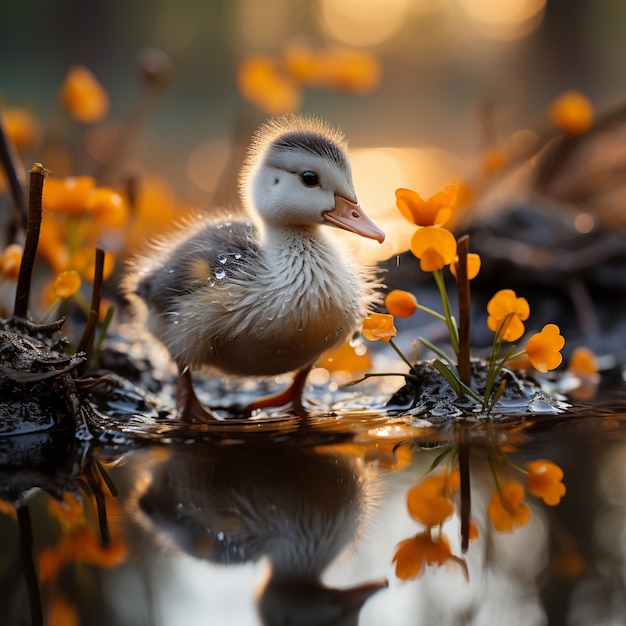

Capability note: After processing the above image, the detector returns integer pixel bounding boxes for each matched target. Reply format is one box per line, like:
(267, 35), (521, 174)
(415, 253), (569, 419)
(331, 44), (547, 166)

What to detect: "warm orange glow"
(549, 91), (595, 135)
(457, 0), (546, 41)
(320, 0), (413, 47)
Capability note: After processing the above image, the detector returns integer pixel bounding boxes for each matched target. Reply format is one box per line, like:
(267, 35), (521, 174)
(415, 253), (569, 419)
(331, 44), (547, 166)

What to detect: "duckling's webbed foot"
(176, 367), (220, 423)
(244, 366), (312, 416)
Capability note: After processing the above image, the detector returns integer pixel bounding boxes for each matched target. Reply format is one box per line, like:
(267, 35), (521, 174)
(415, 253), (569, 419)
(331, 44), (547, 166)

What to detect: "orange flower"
(316, 48), (381, 93)
(362, 313), (397, 343)
(487, 481), (531, 532)
(480, 146), (507, 175)
(395, 185), (457, 227)
(85, 187), (128, 227)
(53, 270), (81, 299)
(526, 460), (566, 506)
(47, 594), (79, 626)
(548, 90), (594, 135)
(237, 56), (300, 114)
(48, 493), (85, 528)
(0, 499), (16, 520)
(486, 289), (530, 342)
(406, 468), (460, 526)
(449, 252), (481, 281)
(43, 176), (96, 217)
(38, 527), (127, 582)
(392, 531), (452, 580)
(72, 248), (115, 281)
(567, 346), (598, 376)
(525, 324), (565, 373)
(385, 289), (418, 318)
(2, 107), (41, 151)
(283, 44), (381, 93)
(316, 339), (372, 374)
(0, 243), (23, 279)
(60, 65), (110, 123)
(410, 226), (457, 272)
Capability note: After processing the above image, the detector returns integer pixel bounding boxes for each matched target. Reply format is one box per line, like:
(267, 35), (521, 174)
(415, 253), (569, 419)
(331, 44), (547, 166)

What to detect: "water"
(1, 379), (626, 626)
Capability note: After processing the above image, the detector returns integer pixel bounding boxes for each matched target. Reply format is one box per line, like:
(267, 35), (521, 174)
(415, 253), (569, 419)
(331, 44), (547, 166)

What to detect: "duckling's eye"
(300, 171), (319, 187)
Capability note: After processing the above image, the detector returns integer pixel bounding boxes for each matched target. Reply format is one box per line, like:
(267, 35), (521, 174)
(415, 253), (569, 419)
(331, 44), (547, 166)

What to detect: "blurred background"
(2, 0), (626, 360)
(2, 0), (626, 210)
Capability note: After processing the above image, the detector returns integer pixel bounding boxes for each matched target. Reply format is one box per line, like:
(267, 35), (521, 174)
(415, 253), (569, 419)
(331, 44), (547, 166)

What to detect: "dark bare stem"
(13, 164), (46, 319)
(0, 104), (28, 241)
(87, 461), (111, 546)
(17, 504), (43, 626)
(458, 428), (471, 554)
(456, 235), (471, 387)
(77, 248), (105, 366)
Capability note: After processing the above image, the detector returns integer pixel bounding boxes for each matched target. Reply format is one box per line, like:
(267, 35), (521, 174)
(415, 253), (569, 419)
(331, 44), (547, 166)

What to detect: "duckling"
(123, 116), (385, 421)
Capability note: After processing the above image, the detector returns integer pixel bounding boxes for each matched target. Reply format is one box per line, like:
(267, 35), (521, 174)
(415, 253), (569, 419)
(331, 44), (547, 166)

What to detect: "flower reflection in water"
(133, 443), (387, 625)
(392, 421), (567, 583)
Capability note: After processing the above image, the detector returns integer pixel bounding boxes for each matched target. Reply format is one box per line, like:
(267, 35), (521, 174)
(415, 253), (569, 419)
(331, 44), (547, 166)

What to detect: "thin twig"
(17, 504), (43, 626)
(0, 103), (28, 241)
(456, 235), (471, 387)
(13, 164), (46, 319)
(77, 248), (105, 367)
(458, 429), (471, 554)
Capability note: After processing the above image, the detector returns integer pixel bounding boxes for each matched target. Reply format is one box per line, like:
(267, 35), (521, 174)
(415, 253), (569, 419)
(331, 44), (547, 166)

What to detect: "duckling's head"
(241, 116), (384, 243)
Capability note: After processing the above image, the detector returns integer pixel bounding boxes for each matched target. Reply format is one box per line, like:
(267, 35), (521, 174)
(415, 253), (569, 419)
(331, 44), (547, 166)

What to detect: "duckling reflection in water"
(122, 116), (385, 421)
(133, 445), (387, 625)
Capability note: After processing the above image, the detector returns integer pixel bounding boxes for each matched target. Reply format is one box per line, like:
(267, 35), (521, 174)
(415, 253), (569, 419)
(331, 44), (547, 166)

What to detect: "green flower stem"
(389, 338), (415, 371)
(345, 372), (420, 386)
(505, 349), (527, 362)
(415, 303), (447, 323)
(418, 336), (457, 369)
(433, 269), (460, 355)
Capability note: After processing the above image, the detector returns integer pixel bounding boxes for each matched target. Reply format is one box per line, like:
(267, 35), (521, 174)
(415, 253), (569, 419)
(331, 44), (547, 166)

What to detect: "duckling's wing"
(130, 217), (260, 315)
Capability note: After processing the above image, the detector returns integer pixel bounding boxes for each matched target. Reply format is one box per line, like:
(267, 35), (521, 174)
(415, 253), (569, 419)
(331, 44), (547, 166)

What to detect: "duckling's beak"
(324, 196), (385, 243)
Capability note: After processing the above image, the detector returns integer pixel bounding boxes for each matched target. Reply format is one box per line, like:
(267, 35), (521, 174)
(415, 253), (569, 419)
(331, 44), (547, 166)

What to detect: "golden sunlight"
(456, 0), (547, 41)
(319, 0), (413, 47)
(348, 147), (463, 260)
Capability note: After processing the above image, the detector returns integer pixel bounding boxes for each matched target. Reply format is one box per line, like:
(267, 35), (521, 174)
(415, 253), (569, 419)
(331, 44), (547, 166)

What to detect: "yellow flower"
(487, 481), (531, 532)
(60, 65), (110, 123)
(237, 56), (300, 114)
(526, 460), (566, 506)
(362, 313), (397, 343)
(406, 468), (460, 527)
(548, 90), (594, 135)
(410, 226), (457, 272)
(392, 531), (452, 580)
(53, 270), (81, 299)
(0, 243), (23, 280)
(385, 289), (418, 318)
(525, 324), (565, 373)
(449, 252), (481, 281)
(486, 289), (530, 342)
(395, 185), (457, 227)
